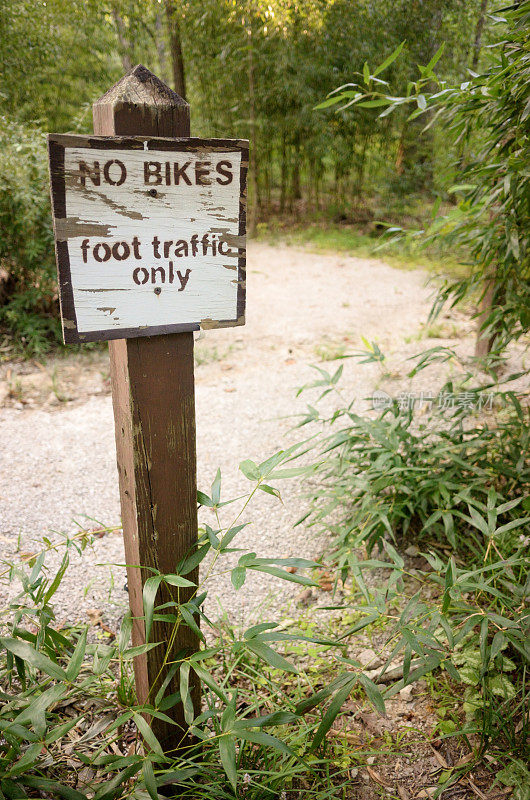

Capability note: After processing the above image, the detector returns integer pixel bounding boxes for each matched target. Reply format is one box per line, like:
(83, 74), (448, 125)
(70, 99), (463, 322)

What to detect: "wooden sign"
(48, 135), (248, 343)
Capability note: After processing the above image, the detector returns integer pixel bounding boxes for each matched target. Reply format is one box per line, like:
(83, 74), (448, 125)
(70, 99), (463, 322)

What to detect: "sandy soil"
(0, 241), (495, 631)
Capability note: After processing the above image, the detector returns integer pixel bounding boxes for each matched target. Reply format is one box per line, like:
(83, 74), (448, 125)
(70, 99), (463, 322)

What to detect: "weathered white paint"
(60, 144), (243, 335)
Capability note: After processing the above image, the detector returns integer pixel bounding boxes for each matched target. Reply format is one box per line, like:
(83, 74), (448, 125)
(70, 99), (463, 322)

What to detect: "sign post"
(47, 65), (248, 752)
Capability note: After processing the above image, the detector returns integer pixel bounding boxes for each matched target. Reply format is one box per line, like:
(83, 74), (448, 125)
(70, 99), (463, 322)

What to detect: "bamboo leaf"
(180, 605), (205, 642)
(246, 640), (298, 674)
(239, 459), (260, 480)
(66, 628), (87, 682)
(197, 490), (214, 507)
(373, 40), (405, 76)
(177, 543), (210, 576)
(143, 761), (158, 800)
(249, 565), (317, 586)
(143, 575), (163, 642)
(43, 551), (69, 605)
(218, 734), (237, 792)
(237, 728), (296, 758)
(231, 566), (247, 589)
(21, 776), (88, 800)
(1, 638), (66, 681)
(133, 712), (164, 756)
(180, 662), (195, 725)
(357, 673), (386, 715)
(311, 678), (356, 751)
(164, 574), (196, 588)
(192, 664), (228, 703)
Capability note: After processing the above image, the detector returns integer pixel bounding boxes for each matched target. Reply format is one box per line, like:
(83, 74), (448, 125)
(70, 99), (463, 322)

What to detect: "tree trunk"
(471, 0), (488, 71)
(291, 140), (301, 201)
(475, 271), (502, 358)
(165, 0), (186, 99)
(264, 144), (271, 212)
(155, 12), (170, 84)
(111, 7), (133, 73)
(355, 135), (369, 196)
(280, 132), (287, 212)
(247, 19), (258, 236)
(475, 274), (496, 357)
(308, 157), (314, 212)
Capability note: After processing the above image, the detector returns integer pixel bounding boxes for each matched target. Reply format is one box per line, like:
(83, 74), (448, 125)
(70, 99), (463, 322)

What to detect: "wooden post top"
(93, 65), (189, 137)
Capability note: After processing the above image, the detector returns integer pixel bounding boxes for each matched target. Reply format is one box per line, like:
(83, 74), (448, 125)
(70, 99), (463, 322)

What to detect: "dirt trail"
(0, 242), (456, 630)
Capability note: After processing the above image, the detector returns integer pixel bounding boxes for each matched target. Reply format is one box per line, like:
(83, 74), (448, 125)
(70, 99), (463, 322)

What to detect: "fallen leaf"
(431, 747), (449, 770)
(366, 765), (388, 787)
(285, 358), (296, 365)
(398, 786), (411, 800)
(286, 566), (298, 574)
(468, 778), (488, 800)
(359, 712), (382, 736)
(297, 588), (313, 606)
(328, 728), (358, 743)
(87, 609), (103, 626)
(455, 752), (475, 769)
(100, 623), (116, 639)
(221, 364), (233, 371)
(224, 387), (236, 393)
(318, 570), (333, 591)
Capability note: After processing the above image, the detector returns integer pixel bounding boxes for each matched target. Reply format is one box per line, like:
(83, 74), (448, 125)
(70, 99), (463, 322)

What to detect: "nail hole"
(154, 287), (162, 295)
(149, 188), (158, 197)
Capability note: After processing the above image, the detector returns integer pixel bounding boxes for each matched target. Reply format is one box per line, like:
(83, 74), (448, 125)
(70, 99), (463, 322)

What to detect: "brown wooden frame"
(47, 134), (248, 344)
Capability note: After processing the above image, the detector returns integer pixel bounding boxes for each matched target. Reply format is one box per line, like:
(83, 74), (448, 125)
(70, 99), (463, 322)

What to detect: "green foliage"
(0, 0), (125, 131)
(299, 373), (529, 557)
(299, 361), (530, 756)
(323, 2), (530, 351)
(0, 0), (496, 353)
(0, 446), (391, 797)
(305, 8), (530, 765)
(0, 117), (61, 355)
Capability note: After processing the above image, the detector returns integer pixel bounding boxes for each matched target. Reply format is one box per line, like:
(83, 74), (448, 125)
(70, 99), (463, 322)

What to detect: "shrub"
(299, 362), (530, 758)
(300, 370), (530, 559)
(0, 448), (389, 798)
(0, 117), (60, 356)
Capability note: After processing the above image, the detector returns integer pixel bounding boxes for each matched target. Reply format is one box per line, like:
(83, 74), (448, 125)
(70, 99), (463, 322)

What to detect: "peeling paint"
(55, 217), (115, 239)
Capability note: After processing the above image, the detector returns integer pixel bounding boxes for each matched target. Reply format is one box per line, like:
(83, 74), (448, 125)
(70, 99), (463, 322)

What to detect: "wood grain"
(93, 65), (201, 752)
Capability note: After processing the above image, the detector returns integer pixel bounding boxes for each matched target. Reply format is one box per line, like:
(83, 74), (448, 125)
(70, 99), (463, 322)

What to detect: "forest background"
(1, 0), (493, 353)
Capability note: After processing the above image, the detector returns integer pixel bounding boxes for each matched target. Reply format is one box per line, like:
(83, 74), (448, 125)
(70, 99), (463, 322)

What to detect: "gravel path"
(0, 242), (442, 631)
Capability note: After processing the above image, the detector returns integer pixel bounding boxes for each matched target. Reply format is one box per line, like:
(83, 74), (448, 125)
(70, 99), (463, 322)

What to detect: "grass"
(194, 343), (222, 366)
(404, 320), (464, 343)
(314, 336), (351, 362)
(194, 341), (235, 366)
(256, 220), (469, 280)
